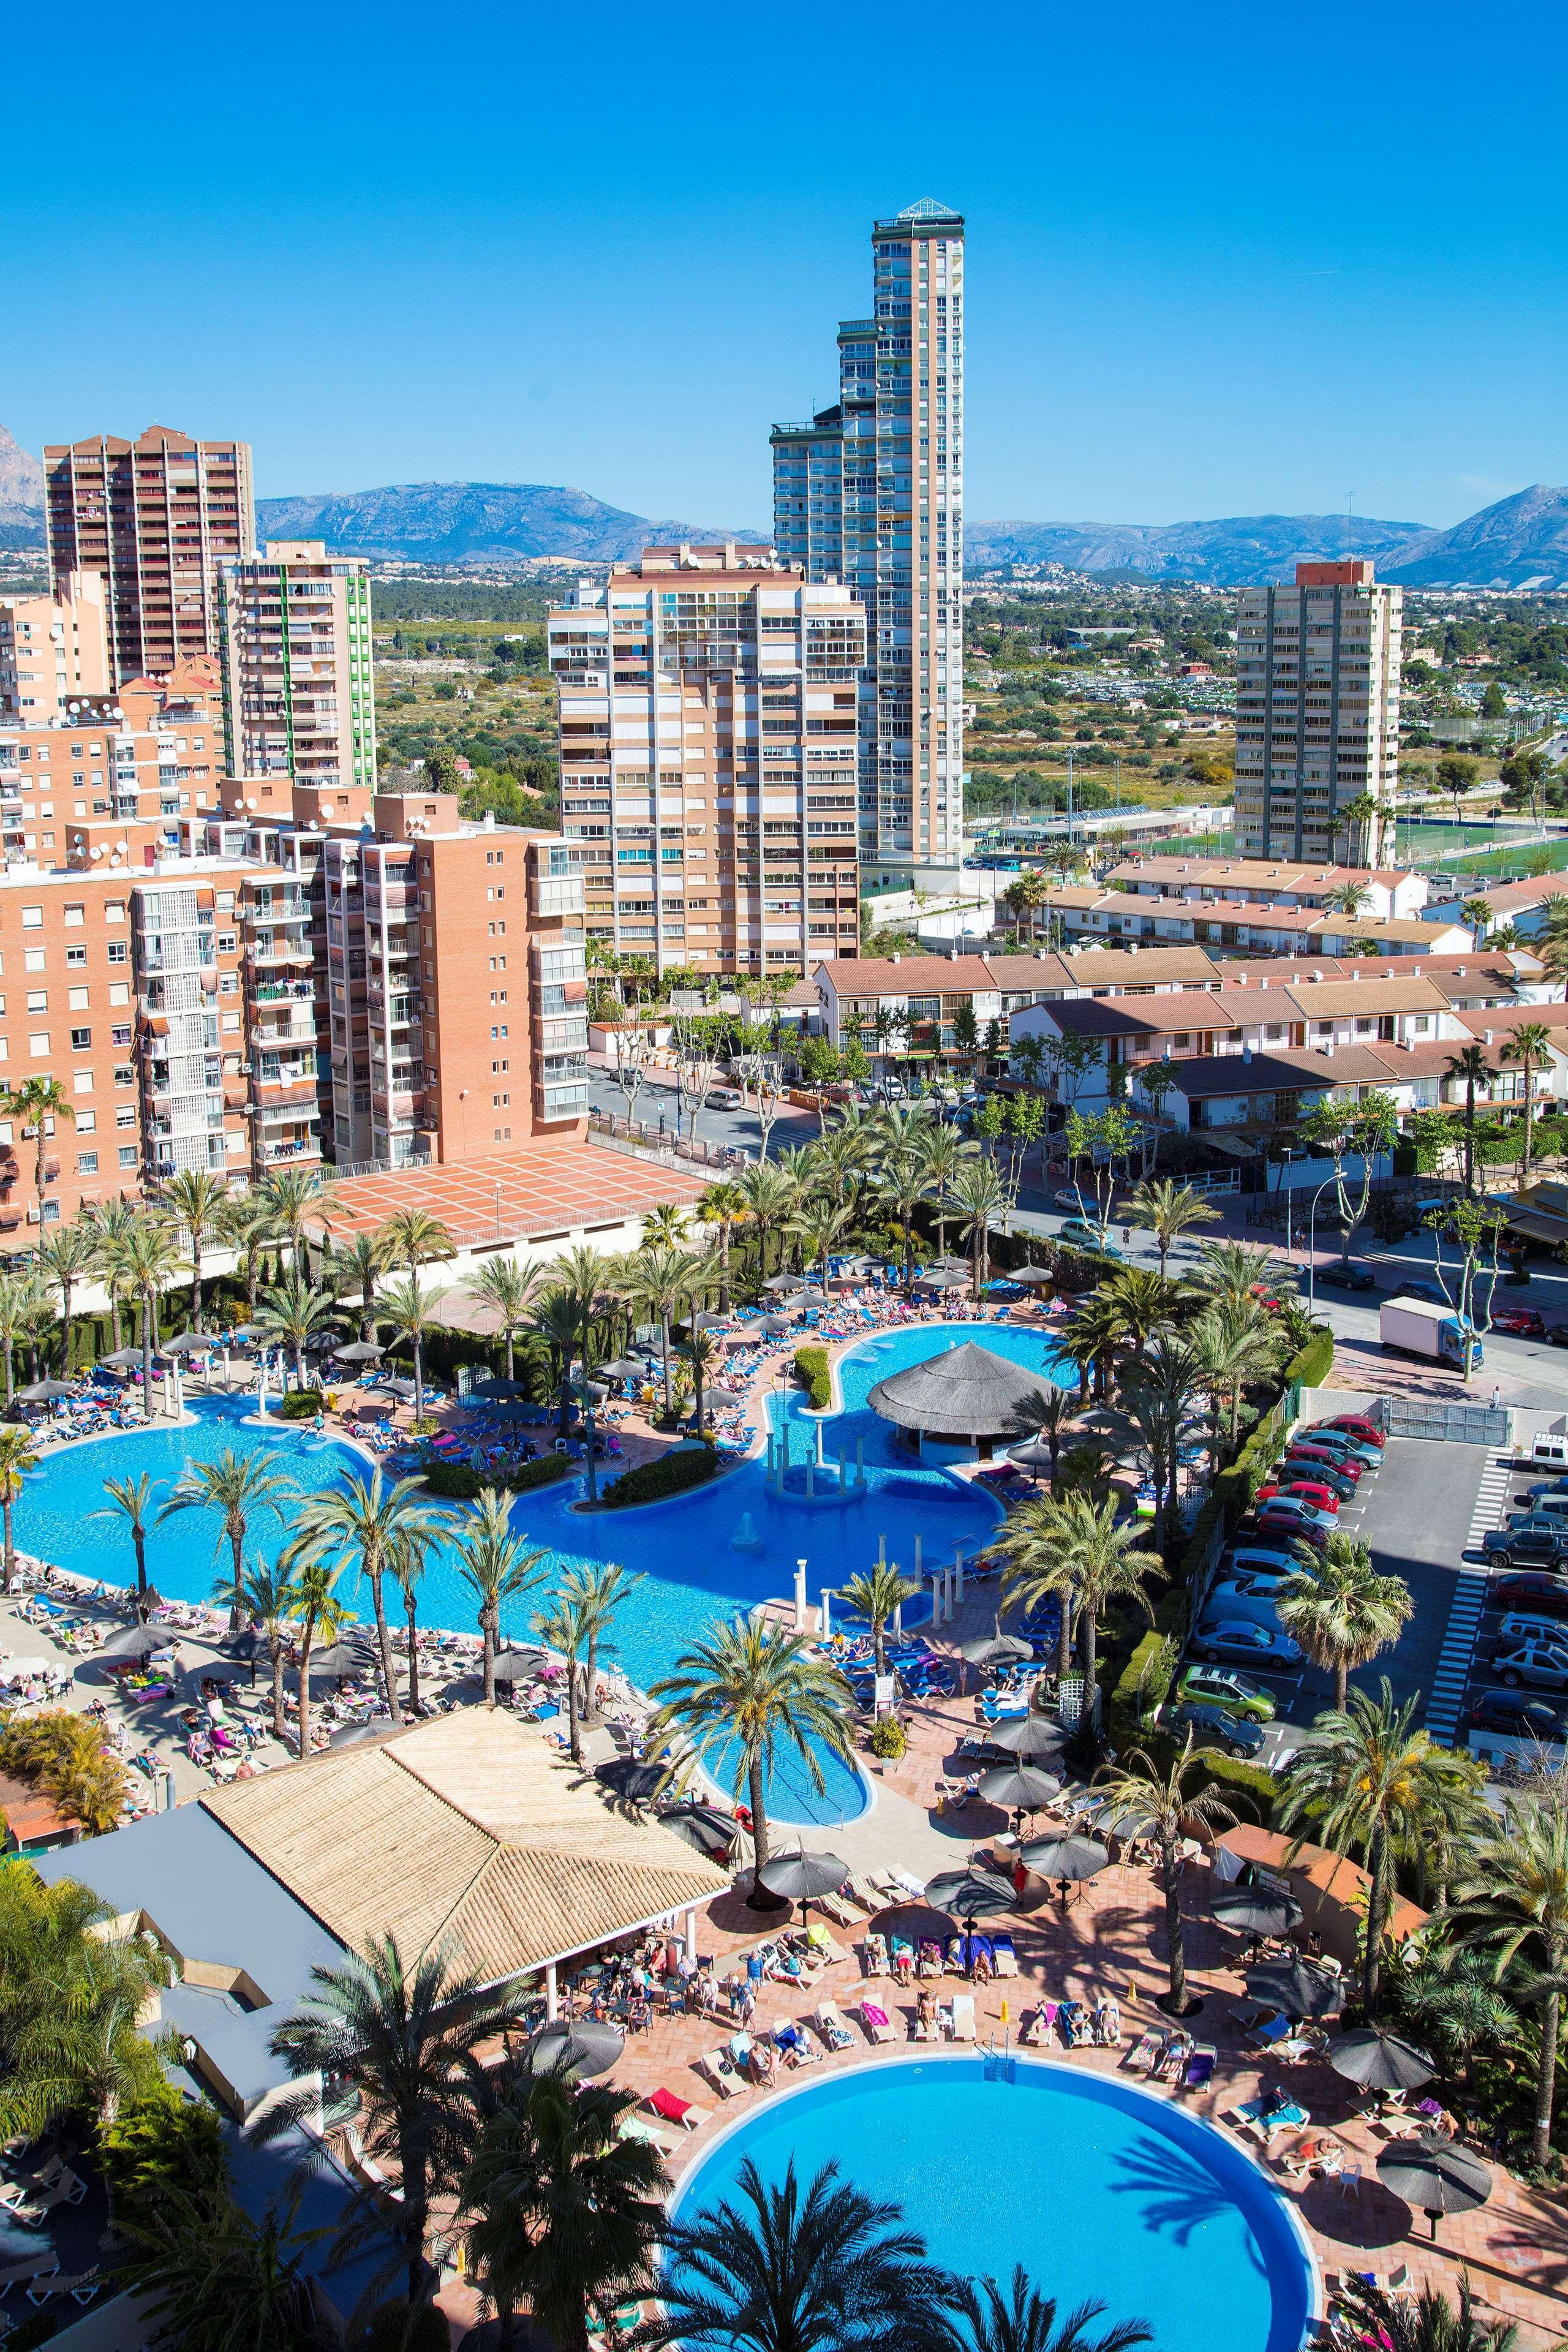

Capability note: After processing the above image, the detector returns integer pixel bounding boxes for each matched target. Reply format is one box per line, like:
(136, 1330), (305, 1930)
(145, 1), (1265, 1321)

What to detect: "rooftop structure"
(867, 1338), (1053, 1456)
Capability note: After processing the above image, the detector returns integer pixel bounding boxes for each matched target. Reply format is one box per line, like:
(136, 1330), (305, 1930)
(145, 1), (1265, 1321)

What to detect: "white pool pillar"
(954, 1544), (966, 1604)
(794, 1558), (807, 1632)
(684, 1905), (698, 1962)
(820, 1588), (833, 1644)
(545, 1962), (559, 2022)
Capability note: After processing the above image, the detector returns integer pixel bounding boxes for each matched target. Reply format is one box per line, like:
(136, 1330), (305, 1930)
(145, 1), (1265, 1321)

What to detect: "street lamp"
(1280, 1145), (1295, 1257)
(1305, 1175), (1338, 1318)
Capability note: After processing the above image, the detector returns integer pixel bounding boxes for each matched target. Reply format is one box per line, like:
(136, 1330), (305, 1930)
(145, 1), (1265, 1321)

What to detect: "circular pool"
(669, 2056), (1316, 2352)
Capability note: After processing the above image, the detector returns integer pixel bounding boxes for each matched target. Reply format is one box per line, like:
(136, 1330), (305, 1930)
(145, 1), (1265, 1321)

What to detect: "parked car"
(1483, 1526), (1568, 1569)
(1293, 1429), (1382, 1471)
(1169, 1700), (1267, 1758)
(1219, 1556), (1302, 1590)
(705, 1085), (745, 1109)
(1175, 1664), (1278, 1723)
(1494, 1572), (1568, 1618)
(1203, 1579), (1287, 1629)
(1493, 1307), (1548, 1339)
(1469, 1688), (1568, 1741)
(1256, 1510), (1330, 1553)
(1546, 1324), (1568, 1351)
(1498, 1610), (1568, 1649)
(1052, 1188), (1088, 1214)
(1506, 1508), (1568, 1537)
(1280, 1458), (1360, 1501)
(1524, 1477), (1568, 1503)
(1287, 1440), (1365, 1479)
(1491, 1637), (1568, 1692)
(1256, 1480), (1342, 1515)
(1192, 1619), (1305, 1670)
(1251, 1492), (1338, 1530)
(1058, 1219), (1121, 1257)
(1322, 1414), (1385, 1448)
(1395, 1281), (1448, 1307)
(1316, 1264), (1379, 1293)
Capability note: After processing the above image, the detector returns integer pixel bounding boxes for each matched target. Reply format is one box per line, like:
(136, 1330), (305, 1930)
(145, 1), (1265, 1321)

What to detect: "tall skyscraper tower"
(772, 200), (963, 880)
(216, 540), (378, 790)
(1234, 560), (1402, 865)
(43, 425), (256, 687)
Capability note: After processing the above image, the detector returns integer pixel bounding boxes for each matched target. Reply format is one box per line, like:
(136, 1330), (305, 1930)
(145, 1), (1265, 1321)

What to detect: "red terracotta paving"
(301, 1136), (708, 1251)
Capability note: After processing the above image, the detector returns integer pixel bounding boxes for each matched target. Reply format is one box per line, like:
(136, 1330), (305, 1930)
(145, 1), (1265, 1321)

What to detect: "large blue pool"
(15, 1322), (1068, 1824)
(670, 2057), (1316, 2352)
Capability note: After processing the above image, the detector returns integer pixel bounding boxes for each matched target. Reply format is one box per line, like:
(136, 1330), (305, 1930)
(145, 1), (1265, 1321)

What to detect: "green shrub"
(601, 1447), (724, 1509)
(1114, 1630), (1179, 1727)
(869, 1715), (907, 1760)
(1284, 1325), (1335, 1392)
(421, 1452), (571, 1501)
(277, 1387), (326, 1420)
(1190, 1752), (1280, 1828)
(98, 2089), (227, 2215)
(794, 1344), (831, 1409)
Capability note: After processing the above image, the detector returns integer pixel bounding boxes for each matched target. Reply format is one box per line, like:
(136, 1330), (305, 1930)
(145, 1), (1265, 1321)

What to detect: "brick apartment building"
(0, 573), (111, 719)
(44, 425), (257, 687)
(215, 541), (377, 792)
(550, 545), (864, 979)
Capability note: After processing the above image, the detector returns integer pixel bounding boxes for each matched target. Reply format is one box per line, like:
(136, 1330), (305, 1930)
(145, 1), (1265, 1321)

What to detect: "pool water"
(670, 2057), (1314, 2352)
(17, 1322), (1068, 1825)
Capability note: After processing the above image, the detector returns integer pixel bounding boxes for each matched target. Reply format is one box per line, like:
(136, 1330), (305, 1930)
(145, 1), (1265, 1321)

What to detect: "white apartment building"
(0, 573), (111, 720)
(1234, 561), (1401, 864)
(216, 540), (377, 792)
(549, 545), (865, 978)
(772, 199), (965, 873)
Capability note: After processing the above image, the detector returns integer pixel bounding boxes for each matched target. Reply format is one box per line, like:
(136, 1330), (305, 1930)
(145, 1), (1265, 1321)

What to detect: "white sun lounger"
(696, 2048), (738, 2098)
(948, 1993), (976, 2041)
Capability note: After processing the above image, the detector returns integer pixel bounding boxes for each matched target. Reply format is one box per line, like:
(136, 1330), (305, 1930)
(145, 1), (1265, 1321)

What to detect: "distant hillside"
(255, 480), (767, 564)
(1379, 484), (1568, 587)
(0, 424), (44, 551)
(965, 511), (1427, 585)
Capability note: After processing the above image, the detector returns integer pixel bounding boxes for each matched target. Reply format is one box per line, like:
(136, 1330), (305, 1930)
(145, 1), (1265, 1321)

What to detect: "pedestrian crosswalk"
(1425, 1455), (1512, 1746)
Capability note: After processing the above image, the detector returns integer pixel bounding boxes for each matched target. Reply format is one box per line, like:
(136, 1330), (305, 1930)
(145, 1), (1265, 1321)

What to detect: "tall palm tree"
(647, 1619), (854, 1873)
(790, 1198), (852, 1297)
(17, 1280), (53, 1389)
(1190, 1298), (1280, 1460)
(468, 1254), (546, 1379)
(638, 2155), (955, 2352)
(156, 1168), (228, 1332)
(119, 1212), (187, 1406)
(877, 1115), (938, 1294)
(255, 1271), (338, 1389)
(839, 1559), (919, 1677)
(946, 2266), (1152, 2352)
(377, 1272), (440, 1422)
(1091, 1733), (1241, 2015)
(554, 1243), (617, 1502)
(683, 1326), (720, 1436)
(1537, 895), (1568, 1001)
(0, 1875), (172, 2141)
(570, 1559), (637, 1727)
(952, 1157), (1006, 1295)
(1191, 1238), (1287, 1317)
(1330, 2269), (1521, 2352)
(464, 2064), (666, 2352)
(83, 1196), (141, 1349)
(1122, 1177), (1221, 1281)
(159, 1450), (297, 1634)
(378, 1206), (455, 1277)
(1005, 1383), (1076, 1490)
(697, 1178), (750, 1313)
(327, 1226), (390, 1344)
(1279, 1681), (1480, 2016)
(113, 2176), (327, 2352)
(1098, 1264), (1182, 1351)
(391, 1525), (434, 1718)
(1444, 1043), (1495, 1195)
(260, 1165), (326, 1276)
(530, 1281), (587, 1442)
(736, 1159), (798, 1284)
(1397, 1948), (1519, 2100)
(211, 1556), (300, 1744)
(1052, 1493), (1161, 1709)
(37, 1221), (94, 1376)
(1275, 1537), (1414, 1712)
(255, 1933), (529, 2302)
(0, 1273), (28, 1407)
(913, 1121), (980, 1259)
(286, 1469), (448, 1732)
(93, 1470), (161, 1618)
(2, 1074), (74, 1231)
(285, 1558), (349, 1761)
(621, 1244), (710, 1420)
(642, 1200), (690, 1246)
(1499, 1020), (1554, 1181)
(214, 1187), (281, 1319)
(0, 1423), (39, 1594)
(535, 1576), (598, 1764)
(1444, 1793), (1568, 2169)
(451, 1487), (548, 1706)
(1120, 1332), (1204, 1555)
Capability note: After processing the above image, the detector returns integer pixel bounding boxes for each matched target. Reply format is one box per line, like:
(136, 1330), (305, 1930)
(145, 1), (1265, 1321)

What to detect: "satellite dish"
(90, 846), (103, 859)
(116, 839), (128, 852)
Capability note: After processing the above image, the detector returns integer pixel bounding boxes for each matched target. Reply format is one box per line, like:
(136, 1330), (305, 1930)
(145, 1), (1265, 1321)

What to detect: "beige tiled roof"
(1280, 975), (1452, 1019)
(202, 1712), (728, 1982)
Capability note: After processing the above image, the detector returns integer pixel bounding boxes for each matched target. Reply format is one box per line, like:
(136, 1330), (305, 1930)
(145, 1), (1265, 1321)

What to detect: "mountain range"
(4, 424), (1567, 588)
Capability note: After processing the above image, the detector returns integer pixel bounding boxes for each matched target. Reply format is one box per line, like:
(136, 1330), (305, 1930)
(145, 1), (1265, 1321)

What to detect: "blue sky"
(4, 0), (1566, 530)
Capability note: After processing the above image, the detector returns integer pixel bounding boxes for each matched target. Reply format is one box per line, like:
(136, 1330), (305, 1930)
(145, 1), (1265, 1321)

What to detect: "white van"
(1531, 1434), (1568, 1471)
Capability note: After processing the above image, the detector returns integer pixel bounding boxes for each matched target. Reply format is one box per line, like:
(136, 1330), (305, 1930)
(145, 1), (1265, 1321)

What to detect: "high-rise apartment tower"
(771, 200), (964, 879)
(43, 426), (256, 687)
(1234, 561), (1401, 864)
(216, 540), (377, 791)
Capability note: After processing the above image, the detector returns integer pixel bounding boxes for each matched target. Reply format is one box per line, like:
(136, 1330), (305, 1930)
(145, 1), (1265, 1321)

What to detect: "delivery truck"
(1379, 1295), (1483, 1370)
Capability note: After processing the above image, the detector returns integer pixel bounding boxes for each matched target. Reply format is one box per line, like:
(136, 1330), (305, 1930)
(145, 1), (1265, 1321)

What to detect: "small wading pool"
(669, 2056), (1316, 2352)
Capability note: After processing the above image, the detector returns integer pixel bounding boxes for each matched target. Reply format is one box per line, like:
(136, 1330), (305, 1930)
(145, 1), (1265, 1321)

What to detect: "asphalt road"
(583, 1064), (820, 1158)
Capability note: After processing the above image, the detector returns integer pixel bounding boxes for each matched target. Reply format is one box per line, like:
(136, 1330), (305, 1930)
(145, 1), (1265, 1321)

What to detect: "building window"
(70, 1027), (91, 1051)
(77, 1152), (98, 1175)
(118, 1145), (138, 1169)
(28, 1034), (48, 1057)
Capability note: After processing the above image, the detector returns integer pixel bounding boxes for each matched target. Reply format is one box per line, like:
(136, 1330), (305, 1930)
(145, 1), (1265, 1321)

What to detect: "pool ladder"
(982, 2034), (1016, 2085)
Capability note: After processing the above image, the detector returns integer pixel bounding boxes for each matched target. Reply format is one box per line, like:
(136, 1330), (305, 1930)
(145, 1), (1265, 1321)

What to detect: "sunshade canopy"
(1212, 1885), (1303, 1939)
(467, 1375), (533, 1399)
(331, 1340), (385, 1363)
(977, 1763), (1061, 1811)
(100, 1622), (178, 1662)
(526, 2018), (625, 2081)
(868, 1342), (1059, 1439)
(1018, 1832), (1109, 1881)
(960, 1630), (1035, 1667)
(1245, 1956), (1346, 2018)
(492, 1646), (548, 1682)
(17, 1378), (79, 1402)
(756, 1849), (850, 1903)
(1332, 2029), (1434, 2094)
(1376, 2138), (1492, 2233)
(658, 1802), (741, 1858)
(923, 1868), (1017, 1920)
(978, 1713), (1069, 1760)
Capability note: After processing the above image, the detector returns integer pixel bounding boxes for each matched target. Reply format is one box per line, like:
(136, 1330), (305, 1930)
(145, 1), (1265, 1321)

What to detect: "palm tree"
(683, 1326), (720, 1436)
(468, 1254), (546, 1379)
(377, 1272), (440, 1422)
(1397, 1948), (1519, 2099)
(1190, 1298), (1280, 1460)
(698, 1178), (751, 1313)
(555, 1243), (616, 1502)
(1461, 895), (1495, 944)
(790, 1198), (852, 1297)
(1279, 1681), (1481, 2016)
(156, 1168), (228, 1332)
(648, 1620), (854, 1874)
(1123, 1177), (1220, 1281)
(1327, 880), (1375, 919)
(1005, 1382), (1076, 1490)
(260, 1165), (326, 1276)
(0, 1273), (29, 1408)
(286, 1469), (448, 1732)
(1335, 790), (1381, 867)
(0, 1875), (171, 2140)
(17, 1280), (53, 1389)
(1538, 895), (1568, 1002)
(328, 1226), (390, 1344)
(877, 1118), (938, 1294)
(946, 2266), (1152, 2352)
(119, 1212), (187, 1405)
(114, 2176), (327, 2352)
(83, 1196), (141, 1349)
(215, 1187), (281, 1319)
(531, 1281), (587, 1442)
(535, 1576), (599, 1764)
(1331, 2270), (1521, 2352)
(379, 1205), (455, 1276)
(642, 1200), (690, 1246)
(913, 1121), (980, 1259)
(0, 1423), (39, 1594)
(255, 1271), (338, 1389)
(984, 1491), (1158, 1699)
(1444, 1794), (1568, 2169)
(464, 2065), (665, 2352)
(1444, 1043), (1495, 1195)
(638, 2155), (954, 2352)
(1119, 1332), (1204, 1556)
(1091, 1733), (1242, 2015)
(211, 1556), (300, 1744)
(255, 1932), (529, 2302)
(839, 1559), (919, 1677)
(94, 1470), (160, 1618)
(2, 1074), (74, 1231)
(1499, 1020), (1554, 1181)
(1191, 1238), (1287, 1316)
(737, 1159), (797, 1284)
(952, 1156), (1007, 1295)
(37, 1220), (94, 1376)
(285, 1558), (349, 1761)
(391, 1525), (433, 1718)
(1098, 1264), (1181, 1351)
(622, 1244), (710, 1420)
(451, 1487), (548, 1706)
(159, 1449), (297, 1634)
(1275, 1537), (1414, 1712)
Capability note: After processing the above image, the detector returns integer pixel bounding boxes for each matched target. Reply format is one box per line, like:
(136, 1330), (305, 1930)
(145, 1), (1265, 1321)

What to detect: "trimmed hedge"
(277, 1387), (326, 1420)
(421, 1453), (571, 1501)
(794, 1344), (831, 1410)
(1112, 1630), (1178, 1727)
(1285, 1325), (1335, 1392)
(601, 1446), (723, 1509)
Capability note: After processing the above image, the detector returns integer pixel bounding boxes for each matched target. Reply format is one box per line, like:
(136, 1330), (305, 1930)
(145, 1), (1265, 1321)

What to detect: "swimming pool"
(669, 2056), (1316, 2352)
(16, 1322), (1069, 1824)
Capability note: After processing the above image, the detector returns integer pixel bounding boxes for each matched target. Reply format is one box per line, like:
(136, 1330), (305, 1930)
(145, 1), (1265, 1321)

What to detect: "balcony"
(532, 873), (585, 918)
(250, 938), (314, 971)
